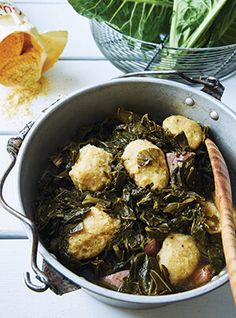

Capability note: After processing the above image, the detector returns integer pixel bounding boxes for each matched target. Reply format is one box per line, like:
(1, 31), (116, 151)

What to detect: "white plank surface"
(15, 0), (66, 3)
(15, 2), (104, 59)
(0, 136), (27, 237)
(0, 60), (122, 134)
(0, 1), (236, 317)
(221, 74), (236, 110)
(0, 240), (235, 318)
(0, 63), (235, 135)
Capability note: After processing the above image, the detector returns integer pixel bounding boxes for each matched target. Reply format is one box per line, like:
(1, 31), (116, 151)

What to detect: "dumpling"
(121, 139), (169, 190)
(201, 201), (221, 234)
(158, 233), (200, 286)
(67, 205), (120, 261)
(163, 115), (203, 150)
(69, 144), (113, 192)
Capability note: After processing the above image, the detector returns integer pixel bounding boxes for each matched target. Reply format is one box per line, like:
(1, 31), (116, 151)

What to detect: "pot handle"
(0, 123), (80, 294)
(117, 70), (225, 100)
(0, 122), (49, 292)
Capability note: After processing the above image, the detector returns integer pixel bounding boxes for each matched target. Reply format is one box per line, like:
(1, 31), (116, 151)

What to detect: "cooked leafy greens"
(35, 109), (225, 296)
(68, 0), (236, 47)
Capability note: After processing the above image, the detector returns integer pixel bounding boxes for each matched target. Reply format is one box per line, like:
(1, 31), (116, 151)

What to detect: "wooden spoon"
(205, 138), (236, 304)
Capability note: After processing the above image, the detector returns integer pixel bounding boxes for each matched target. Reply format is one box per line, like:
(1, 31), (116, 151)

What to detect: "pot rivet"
(185, 97), (195, 106)
(210, 111), (219, 120)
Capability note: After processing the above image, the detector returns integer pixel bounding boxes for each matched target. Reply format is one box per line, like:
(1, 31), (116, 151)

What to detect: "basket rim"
(91, 20), (236, 52)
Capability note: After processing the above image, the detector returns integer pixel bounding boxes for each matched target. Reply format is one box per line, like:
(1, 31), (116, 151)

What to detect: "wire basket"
(90, 20), (236, 81)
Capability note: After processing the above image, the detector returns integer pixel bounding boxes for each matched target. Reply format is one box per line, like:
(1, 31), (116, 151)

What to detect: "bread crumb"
(2, 76), (50, 117)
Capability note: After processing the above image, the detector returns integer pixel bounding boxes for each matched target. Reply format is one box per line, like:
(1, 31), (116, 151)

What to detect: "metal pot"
(0, 71), (235, 309)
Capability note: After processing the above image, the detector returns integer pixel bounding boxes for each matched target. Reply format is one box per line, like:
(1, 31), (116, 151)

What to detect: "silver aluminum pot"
(1, 71), (235, 309)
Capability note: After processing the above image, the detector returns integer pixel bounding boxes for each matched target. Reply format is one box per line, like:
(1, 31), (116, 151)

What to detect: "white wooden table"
(0, 1), (236, 316)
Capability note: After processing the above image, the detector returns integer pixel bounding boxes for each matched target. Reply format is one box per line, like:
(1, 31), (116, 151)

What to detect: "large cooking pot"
(1, 71), (235, 309)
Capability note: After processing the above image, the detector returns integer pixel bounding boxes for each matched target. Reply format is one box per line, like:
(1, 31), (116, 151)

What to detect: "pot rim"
(16, 77), (233, 303)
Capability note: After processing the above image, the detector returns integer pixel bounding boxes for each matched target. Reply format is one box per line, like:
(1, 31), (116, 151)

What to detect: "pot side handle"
(117, 70), (225, 101)
(0, 122), (80, 295)
(0, 122), (48, 292)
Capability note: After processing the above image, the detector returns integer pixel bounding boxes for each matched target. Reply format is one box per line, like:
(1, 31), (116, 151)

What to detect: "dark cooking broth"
(35, 108), (225, 296)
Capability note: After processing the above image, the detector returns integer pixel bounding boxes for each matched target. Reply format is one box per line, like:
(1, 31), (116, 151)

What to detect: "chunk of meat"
(144, 238), (159, 257)
(188, 264), (213, 289)
(100, 270), (129, 290)
(166, 152), (195, 175)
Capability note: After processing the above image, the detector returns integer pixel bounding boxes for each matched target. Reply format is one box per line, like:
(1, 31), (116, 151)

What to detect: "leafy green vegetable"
(120, 253), (174, 295)
(208, 0), (236, 46)
(171, 147), (215, 197)
(137, 148), (162, 167)
(169, 0), (229, 48)
(158, 0), (236, 71)
(68, 0), (173, 43)
(35, 109), (225, 296)
(68, 0), (236, 48)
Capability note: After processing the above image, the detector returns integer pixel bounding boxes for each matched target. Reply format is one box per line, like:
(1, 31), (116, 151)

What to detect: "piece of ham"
(144, 238), (159, 257)
(101, 270), (129, 290)
(185, 264), (213, 290)
(166, 152), (195, 175)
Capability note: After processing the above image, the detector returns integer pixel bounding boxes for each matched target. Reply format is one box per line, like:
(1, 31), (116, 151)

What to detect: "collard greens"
(68, 0), (236, 47)
(35, 109), (225, 295)
(169, 0), (235, 48)
(68, 0), (173, 43)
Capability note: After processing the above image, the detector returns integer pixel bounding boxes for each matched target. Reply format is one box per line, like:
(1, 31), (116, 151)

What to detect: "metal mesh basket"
(91, 20), (236, 80)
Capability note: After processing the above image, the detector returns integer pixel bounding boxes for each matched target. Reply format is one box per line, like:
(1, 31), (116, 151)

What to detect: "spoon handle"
(205, 138), (236, 304)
